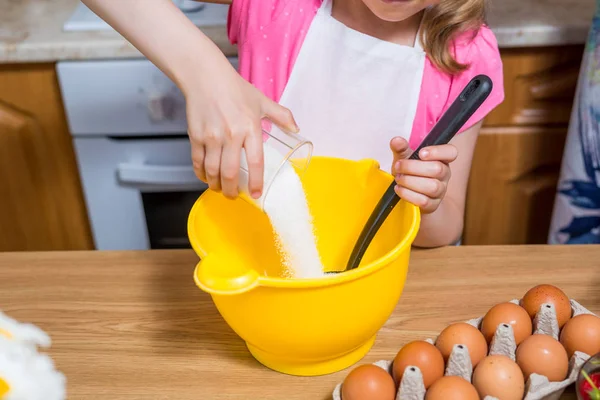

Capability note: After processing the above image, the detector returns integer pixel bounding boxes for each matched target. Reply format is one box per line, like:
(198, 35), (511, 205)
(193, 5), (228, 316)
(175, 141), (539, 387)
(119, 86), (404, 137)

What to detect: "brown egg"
(473, 355), (525, 400)
(516, 334), (569, 382)
(392, 341), (445, 388)
(341, 364), (396, 400)
(481, 302), (533, 345)
(520, 284), (572, 328)
(560, 314), (600, 358)
(425, 376), (479, 400)
(435, 322), (488, 367)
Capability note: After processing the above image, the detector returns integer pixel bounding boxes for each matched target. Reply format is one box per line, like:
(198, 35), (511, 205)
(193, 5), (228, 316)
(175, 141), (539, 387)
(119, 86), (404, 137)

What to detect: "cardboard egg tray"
(333, 299), (597, 400)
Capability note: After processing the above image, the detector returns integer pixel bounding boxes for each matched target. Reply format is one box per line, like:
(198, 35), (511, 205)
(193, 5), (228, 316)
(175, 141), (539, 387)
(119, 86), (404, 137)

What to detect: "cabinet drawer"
(464, 126), (568, 245)
(484, 45), (584, 127)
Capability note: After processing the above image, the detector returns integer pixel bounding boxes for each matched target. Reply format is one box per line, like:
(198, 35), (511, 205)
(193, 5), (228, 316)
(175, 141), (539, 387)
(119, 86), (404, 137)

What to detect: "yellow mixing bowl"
(188, 156), (420, 376)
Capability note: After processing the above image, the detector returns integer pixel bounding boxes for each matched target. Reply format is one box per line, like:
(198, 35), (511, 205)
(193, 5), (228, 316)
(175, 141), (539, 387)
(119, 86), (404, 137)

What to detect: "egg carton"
(333, 299), (597, 400)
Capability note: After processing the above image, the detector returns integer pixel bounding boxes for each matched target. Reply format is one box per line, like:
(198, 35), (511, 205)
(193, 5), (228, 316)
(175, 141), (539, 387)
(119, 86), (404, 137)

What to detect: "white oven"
(57, 57), (238, 250)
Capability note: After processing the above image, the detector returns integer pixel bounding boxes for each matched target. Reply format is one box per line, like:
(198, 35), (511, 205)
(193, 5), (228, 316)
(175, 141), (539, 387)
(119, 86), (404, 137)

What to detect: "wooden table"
(1, 246), (599, 399)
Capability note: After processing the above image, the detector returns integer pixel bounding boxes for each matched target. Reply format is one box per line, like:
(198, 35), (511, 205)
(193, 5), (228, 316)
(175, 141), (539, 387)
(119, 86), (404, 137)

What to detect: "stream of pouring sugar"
(261, 144), (324, 279)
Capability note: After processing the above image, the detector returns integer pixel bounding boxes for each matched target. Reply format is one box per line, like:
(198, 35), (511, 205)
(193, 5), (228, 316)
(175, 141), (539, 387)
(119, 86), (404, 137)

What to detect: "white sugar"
(260, 144), (324, 279)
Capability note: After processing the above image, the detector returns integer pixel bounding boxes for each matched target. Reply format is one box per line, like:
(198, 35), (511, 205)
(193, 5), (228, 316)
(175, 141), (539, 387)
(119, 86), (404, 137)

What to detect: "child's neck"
(331, 0), (423, 47)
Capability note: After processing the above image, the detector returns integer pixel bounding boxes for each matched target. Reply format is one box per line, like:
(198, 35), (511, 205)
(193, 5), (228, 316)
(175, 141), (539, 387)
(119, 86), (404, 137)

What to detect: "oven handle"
(117, 162), (204, 189)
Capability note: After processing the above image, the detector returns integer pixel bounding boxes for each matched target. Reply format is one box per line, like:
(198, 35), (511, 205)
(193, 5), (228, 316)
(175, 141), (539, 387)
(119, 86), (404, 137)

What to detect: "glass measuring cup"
(238, 125), (313, 211)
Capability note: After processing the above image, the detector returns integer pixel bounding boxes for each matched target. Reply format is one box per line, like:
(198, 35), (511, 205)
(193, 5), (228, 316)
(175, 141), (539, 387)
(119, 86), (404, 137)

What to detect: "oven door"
(74, 135), (205, 250)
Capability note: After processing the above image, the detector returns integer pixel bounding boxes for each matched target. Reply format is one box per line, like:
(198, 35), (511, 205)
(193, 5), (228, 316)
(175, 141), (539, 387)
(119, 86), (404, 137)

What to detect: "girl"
(82, 0), (504, 247)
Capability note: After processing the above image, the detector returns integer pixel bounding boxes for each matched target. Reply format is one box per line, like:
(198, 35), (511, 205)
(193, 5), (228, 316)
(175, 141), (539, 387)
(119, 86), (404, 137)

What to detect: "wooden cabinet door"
(463, 126), (567, 245)
(484, 45), (583, 127)
(0, 64), (92, 251)
(464, 45), (584, 245)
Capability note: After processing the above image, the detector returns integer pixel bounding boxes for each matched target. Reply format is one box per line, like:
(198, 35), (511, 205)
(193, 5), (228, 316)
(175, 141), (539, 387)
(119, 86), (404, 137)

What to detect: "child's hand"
(390, 137), (458, 214)
(185, 64), (299, 200)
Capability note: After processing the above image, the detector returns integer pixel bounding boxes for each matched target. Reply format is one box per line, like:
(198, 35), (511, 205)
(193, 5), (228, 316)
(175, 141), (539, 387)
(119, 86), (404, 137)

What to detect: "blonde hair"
(419, 0), (487, 75)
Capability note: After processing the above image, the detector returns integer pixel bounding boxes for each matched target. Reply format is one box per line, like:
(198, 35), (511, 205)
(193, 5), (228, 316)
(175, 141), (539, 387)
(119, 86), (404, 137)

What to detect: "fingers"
(391, 143), (456, 214)
(220, 135), (243, 199)
(262, 98), (299, 134)
(394, 185), (440, 214)
(185, 79), (274, 197)
(243, 125), (265, 199)
(191, 125), (264, 198)
(390, 136), (412, 159)
(203, 132), (223, 192)
(418, 144), (458, 163)
(191, 144), (207, 182)
(395, 174), (446, 199)
(393, 159), (450, 180)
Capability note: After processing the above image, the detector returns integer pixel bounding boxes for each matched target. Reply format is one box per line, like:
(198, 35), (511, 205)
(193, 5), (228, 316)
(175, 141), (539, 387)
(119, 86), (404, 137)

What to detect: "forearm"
(413, 196), (464, 248)
(81, 0), (233, 94)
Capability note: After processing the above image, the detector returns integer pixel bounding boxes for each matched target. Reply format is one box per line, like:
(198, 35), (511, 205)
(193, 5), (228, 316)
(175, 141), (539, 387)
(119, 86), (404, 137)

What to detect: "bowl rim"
(187, 158), (421, 289)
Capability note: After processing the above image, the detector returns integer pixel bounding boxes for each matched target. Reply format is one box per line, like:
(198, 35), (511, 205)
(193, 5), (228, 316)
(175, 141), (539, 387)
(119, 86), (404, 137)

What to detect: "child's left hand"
(390, 137), (458, 214)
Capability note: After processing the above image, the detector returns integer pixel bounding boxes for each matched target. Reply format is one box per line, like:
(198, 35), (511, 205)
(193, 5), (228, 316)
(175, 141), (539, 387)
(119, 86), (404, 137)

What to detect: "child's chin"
(363, 0), (426, 22)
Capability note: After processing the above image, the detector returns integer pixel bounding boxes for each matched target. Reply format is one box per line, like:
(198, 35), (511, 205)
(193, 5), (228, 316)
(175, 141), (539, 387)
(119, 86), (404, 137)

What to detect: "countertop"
(0, 0), (596, 63)
(1, 246), (598, 399)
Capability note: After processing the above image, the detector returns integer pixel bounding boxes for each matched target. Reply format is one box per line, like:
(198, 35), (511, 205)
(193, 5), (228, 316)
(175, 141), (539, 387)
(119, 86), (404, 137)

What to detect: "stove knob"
(147, 93), (177, 122)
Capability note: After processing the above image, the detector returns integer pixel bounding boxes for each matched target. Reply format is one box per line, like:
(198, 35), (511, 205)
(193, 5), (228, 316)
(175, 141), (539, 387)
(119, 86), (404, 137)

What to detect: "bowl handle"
(193, 253), (260, 295)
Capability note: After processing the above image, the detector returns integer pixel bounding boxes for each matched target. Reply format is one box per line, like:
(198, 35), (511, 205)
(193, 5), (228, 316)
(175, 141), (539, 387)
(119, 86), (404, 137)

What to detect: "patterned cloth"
(549, 3), (600, 244)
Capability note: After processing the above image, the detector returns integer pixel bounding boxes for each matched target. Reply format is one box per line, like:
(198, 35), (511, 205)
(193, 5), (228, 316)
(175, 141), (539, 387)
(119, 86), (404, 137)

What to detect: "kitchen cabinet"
(0, 63), (92, 251)
(464, 45), (584, 245)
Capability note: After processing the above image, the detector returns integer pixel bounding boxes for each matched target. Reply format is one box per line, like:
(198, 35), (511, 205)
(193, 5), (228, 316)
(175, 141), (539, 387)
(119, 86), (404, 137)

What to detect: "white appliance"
(57, 4), (235, 251)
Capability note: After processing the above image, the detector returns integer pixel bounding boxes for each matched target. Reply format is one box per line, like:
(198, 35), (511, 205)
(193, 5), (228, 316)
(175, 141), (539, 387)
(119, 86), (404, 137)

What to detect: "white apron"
(278, 0), (426, 173)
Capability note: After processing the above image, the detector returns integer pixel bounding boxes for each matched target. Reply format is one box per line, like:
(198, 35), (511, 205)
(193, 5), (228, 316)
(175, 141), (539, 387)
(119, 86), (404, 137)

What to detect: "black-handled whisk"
(341, 75), (494, 272)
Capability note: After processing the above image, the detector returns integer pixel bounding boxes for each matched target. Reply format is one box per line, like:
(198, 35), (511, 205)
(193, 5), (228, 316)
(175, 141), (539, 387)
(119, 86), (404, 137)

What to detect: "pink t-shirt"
(228, 0), (504, 150)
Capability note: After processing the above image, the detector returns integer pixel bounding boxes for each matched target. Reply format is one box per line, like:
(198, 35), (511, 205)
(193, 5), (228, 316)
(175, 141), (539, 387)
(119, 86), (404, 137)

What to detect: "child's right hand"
(185, 66), (299, 200)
